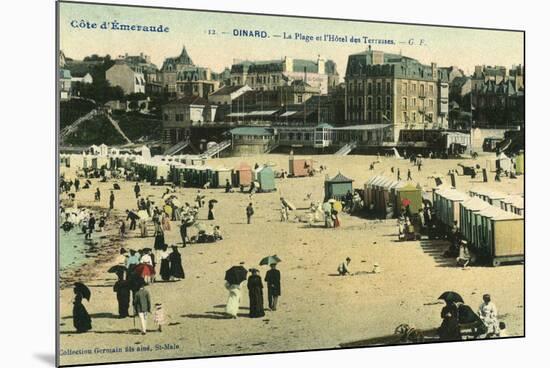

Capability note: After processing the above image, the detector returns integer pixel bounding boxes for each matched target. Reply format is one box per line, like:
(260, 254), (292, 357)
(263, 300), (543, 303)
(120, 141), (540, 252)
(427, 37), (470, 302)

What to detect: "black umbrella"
(209, 199), (218, 204)
(438, 291), (464, 304)
(74, 282), (91, 301)
(225, 266), (248, 285)
(108, 265), (127, 274)
(142, 248), (152, 253)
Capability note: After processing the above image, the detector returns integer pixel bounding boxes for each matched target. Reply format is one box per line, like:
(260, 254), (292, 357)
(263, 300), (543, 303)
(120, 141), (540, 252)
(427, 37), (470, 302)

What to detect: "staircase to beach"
(334, 142), (357, 156)
(164, 140), (191, 156)
(200, 140), (232, 158)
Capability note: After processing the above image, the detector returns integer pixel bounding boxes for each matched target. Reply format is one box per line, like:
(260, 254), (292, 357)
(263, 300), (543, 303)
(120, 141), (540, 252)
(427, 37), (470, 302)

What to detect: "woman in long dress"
(72, 291), (92, 333)
(159, 245), (171, 281)
(168, 246), (185, 280)
(113, 271), (130, 318)
(225, 282), (242, 319)
(153, 218), (165, 252)
(247, 269), (265, 318)
(438, 301), (461, 341)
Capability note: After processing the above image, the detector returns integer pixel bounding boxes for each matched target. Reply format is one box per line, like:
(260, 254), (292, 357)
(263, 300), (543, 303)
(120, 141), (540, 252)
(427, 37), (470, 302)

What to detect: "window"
(368, 111), (372, 122)
(412, 83), (417, 93)
(377, 97), (382, 109)
(386, 82), (391, 93)
(429, 84), (434, 94)
(377, 82), (381, 94)
(386, 96), (391, 107)
(402, 83), (408, 94)
(367, 83), (372, 94)
(412, 111), (417, 122)
(367, 97), (372, 109)
(420, 84), (425, 96)
(377, 111), (382, 123)
(297, 94), (303, 103)
(429, 99), (434, 108)
(385, 110), (391, 120)
(402, 97), (408, 109)
(403, 111), (408, 122)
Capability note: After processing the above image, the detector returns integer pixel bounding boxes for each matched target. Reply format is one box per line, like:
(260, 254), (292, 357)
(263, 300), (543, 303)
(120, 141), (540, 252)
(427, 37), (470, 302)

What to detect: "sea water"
(59, 228), (101, 271)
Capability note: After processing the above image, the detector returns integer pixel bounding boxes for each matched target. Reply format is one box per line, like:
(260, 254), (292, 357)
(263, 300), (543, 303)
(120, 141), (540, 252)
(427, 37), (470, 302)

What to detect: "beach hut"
(515, 151), (524, 175)
(433, 188), (470, 228)
(363, 176), (380, 210)
(324, 172), (354, 201)
(92, 156), (110, 170)
(215, 167), (233, 188)
(474, 206), (524, 266)
(289, 157), (313, 177)
(255, 166), (276, 192)
(233, 163), (253, 187)
(509, 196), (524, 216)
(459, 197), (492, 246)
(395, 181), (423, 215)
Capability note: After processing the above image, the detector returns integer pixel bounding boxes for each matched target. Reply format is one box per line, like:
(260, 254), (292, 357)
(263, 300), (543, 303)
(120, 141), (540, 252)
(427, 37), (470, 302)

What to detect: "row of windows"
(279, 132), (312, 141)
(348, 80), (392, 94)
(347, 111), (391, 123)
(401, 97), (435, 109)
(401, 82), (434, 96)
(348, 96), (392, 109)
(402, 111), (434, 122)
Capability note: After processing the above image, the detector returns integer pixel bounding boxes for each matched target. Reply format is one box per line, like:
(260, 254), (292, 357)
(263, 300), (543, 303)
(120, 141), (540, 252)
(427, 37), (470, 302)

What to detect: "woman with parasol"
(72, 282), (92, 333)
(224, 264), (248, 318)
(437, 291), (463, 341)
(247, 269), (265, 318)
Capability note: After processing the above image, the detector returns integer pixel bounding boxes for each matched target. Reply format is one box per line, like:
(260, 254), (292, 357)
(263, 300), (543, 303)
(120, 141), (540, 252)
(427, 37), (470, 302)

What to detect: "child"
(497, 322), (508, 337)
(153, 303), (166, 332)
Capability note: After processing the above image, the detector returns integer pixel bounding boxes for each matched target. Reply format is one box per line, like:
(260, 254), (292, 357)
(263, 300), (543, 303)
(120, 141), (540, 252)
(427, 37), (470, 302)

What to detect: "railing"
(334, 141), (357, 156)
(164, 140), (191, 155)
(200, 140), (232, 158)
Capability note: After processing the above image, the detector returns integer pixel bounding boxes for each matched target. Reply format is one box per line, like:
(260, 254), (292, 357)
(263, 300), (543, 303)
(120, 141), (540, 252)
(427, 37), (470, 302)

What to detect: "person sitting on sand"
(337, 257), (352, 276)
(456, 240), (471, 268)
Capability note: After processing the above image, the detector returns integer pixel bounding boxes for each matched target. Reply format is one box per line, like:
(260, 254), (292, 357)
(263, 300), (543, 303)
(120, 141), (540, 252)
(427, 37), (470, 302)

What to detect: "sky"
(59, 2), (524, 76)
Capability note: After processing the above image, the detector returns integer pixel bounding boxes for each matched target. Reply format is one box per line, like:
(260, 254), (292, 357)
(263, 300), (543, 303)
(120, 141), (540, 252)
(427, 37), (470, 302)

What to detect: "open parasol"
(224, 266), (248, 285)
(259, 255), (282, 266)
(133, 263), (155, 278)
(108, 265), (127, 274)
(137, 210), (149, 220)
(438, 291), (464, 304)
(74, 282), (91, 301)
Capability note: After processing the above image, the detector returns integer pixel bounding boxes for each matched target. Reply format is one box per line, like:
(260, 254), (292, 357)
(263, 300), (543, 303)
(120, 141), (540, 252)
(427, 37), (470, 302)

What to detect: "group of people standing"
(225, 263), (281, 319)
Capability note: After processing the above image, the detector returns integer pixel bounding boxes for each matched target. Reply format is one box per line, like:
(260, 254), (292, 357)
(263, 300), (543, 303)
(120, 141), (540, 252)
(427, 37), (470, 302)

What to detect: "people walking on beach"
(109, 191), (115, 210)
(225, 282), (243, 319)
(265, 263), (281, 311)
(159, 245), (171, 282)
(85, 214), (96, 240)
(478, 294), (499, 336)
(332, 208), (340, 228)
(179, 217), (190, 247)
(113, 271), (131, 318)
(208, 200), (215, 220)
(153, 217), (165, 254)
(168, 246), (185, 280)
(247, 269), (265, 318)
(95, 188), (101, 202)
(246, 203), (254, 224)
(126, 209), (139, 231)
(280, 203), (289, 222)
(161, 212), (171, 232)
(72, 284), (92, 333)
(126, 249), (140, 275)
(140, 249), (155, 284)
(133, 280), (151, 335)
(337, 257), (352, 276)
(74, 178), (80, 192)
(407, 169), (412, 181)
(153, 303), (166, 332)
(134, 182), (141, 199)
(397, 168), (401, 181)
(225, 179), (232, 193)
(195, 190), (204, 208)
(119, 220), (126, 239)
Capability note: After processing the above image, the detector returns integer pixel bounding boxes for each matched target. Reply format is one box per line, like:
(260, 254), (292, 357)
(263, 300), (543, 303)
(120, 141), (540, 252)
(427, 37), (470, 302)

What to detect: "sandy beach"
(58, 153), (524, 366)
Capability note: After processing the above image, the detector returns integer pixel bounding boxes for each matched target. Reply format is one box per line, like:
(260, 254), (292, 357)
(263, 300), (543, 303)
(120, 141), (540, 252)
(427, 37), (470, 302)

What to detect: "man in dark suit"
(265, 263), (281, 311)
